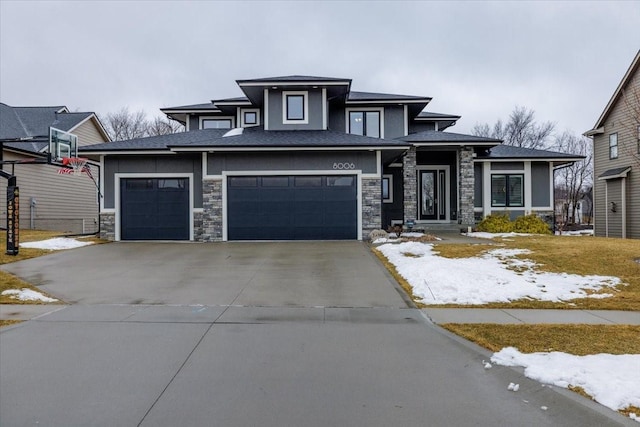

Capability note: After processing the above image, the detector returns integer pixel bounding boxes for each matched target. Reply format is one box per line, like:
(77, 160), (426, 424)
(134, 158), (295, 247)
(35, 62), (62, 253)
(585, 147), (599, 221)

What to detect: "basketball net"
(58, 157), (89, 176)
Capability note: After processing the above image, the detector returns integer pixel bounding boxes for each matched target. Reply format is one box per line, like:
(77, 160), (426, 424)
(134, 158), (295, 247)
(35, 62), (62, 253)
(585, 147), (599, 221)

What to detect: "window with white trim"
(282, 91), (308, 124)
(491, 174), (523, 207)
(609, 133), (618, 159)
(241, 109), (260, 127)
(382, 174), (393, 203)
(201, 118), (233, 129)
(349, 111), (380, 138)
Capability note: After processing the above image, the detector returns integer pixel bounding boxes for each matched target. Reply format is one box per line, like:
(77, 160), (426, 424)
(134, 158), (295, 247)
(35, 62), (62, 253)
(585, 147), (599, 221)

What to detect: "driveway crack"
(136, 306), (230, 426)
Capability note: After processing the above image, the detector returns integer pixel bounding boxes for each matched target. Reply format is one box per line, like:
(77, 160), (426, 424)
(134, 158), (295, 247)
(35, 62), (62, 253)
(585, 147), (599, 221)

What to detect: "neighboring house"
(585, 50), (640, 239)
(0, 103), (110, 233)
(80, 75), (581, 242)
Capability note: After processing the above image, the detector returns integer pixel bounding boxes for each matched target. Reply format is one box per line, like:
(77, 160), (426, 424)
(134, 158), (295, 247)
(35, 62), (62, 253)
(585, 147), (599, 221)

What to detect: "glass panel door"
(419, 169), (446, 221)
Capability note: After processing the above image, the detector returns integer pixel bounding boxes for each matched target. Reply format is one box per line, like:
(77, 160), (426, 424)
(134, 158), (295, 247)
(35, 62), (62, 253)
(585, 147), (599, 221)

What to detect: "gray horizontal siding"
(103, 154), (202, 209)
(268, 90), (324, 130)
(592, 66), (639, 238)
(0, 151), (98, 233)
(208, 151), (378, 175)
(491, 162), (524, 170)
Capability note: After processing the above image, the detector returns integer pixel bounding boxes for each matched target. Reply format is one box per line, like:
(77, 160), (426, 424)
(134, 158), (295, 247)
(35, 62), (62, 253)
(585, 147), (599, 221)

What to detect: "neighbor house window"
(282, 91), (308, 124)
(609, 133), (618, 159)
(348, 111), (381, 138)
(491, 174), (523, 207)
(382, 174), (393, 203)
(201, 118), (233, 129)
(637, 125), (640, 154)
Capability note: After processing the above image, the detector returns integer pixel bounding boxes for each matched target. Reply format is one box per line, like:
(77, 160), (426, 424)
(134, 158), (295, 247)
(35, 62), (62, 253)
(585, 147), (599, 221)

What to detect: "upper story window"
(609, 133), (618, 159)
(241, 109), (260, 127)
(347, 109), (382, 138)
(282, 91), (308, 124)
(201, 117), (233, 129)
(491, 174), (523, 207)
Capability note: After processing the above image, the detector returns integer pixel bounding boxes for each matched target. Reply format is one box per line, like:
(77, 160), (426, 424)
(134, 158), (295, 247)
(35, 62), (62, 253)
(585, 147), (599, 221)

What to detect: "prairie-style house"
(0, 103), (110, 233)
(81, 75), (581, 241)
(585, 50), (640, 239)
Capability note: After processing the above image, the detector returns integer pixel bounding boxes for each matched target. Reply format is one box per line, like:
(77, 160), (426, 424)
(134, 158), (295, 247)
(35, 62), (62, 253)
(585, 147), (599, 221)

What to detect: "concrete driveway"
(1, 242), (634, 426)
(2, 241), (410, 307)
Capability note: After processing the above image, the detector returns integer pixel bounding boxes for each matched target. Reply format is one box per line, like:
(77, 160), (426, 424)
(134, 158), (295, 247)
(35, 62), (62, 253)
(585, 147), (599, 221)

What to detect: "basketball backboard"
(48, 127), (78, 164)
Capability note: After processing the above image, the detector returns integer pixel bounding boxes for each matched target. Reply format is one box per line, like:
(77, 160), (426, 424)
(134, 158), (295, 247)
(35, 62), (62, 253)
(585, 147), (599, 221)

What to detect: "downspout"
(622, 176), (627, 238)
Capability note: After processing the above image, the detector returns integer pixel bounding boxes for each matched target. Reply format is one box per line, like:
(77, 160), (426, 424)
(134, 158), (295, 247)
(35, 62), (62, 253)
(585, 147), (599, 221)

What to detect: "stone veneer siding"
(361, 177), (381, 237)
(459, 147), (475, 225)
(201, 180), (223, 242)
(403, 146), (417, 222)
(99, 213), (115, 241)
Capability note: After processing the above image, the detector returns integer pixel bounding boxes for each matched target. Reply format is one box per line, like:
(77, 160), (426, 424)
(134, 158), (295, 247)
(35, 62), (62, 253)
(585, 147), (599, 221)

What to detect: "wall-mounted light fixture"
(610, 201), (617, 213)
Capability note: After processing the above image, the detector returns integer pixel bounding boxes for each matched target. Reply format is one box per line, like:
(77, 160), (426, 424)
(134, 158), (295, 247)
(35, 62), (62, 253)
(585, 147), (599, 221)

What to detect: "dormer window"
(347, 109), (382, 138)
(282, 91), (308, 124)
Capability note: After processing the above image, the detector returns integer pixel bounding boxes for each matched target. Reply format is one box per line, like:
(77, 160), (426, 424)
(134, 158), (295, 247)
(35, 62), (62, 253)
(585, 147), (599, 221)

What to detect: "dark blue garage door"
(120, 178), (190, 240)
(228, 175), (357, 240)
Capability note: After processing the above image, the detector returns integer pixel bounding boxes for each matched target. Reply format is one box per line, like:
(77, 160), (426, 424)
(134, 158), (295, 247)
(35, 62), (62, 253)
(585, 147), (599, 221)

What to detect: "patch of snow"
(507, 382), (520, 392)
(482, 360), (492, 369)
(556, 229), (594, 236)
(20, 237), (93, 250)
(376, 242), (622, 305)
(1, 288), (57, 302)
(491, 347), (640, 413)
(465, 232), (533, 239)
(222, 127), (244, 137)
(540, 406), (548, 411)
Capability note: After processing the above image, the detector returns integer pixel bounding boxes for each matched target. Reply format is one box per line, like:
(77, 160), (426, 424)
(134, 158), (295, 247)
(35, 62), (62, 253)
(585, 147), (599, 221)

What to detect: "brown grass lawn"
(441, 323), (640, 355)
(0, 229), (104, 304)
(441, 323), (640, 418)
(376, 235), (640, 310)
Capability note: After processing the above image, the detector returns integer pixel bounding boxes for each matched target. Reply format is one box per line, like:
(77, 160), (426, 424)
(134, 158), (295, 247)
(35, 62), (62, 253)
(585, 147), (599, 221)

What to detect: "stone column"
(403, 146), (417, 222)
(99, 213), (115, 241)
(361, 177), (381, 237)
(202, 180), (223, 242)
(459, 147), (475, 226)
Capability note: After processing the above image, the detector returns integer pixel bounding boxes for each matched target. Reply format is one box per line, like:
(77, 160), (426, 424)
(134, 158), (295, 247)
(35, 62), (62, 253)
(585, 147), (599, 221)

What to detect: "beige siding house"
(0, 104), (110, 234)
(585, 50), (640, 239)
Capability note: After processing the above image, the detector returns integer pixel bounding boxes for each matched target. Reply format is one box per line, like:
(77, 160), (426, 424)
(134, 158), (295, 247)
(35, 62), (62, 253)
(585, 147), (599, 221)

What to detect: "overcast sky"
(1, 1), (639, 136)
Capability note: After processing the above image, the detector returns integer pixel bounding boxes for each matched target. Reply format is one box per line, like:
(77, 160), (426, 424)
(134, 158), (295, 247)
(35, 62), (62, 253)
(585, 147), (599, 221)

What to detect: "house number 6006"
(333, 162), (355, 170)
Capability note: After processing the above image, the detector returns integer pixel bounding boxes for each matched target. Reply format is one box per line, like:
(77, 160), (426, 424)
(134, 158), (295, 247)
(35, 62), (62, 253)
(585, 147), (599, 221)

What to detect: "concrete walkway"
(422, 308), (640, 325)
(3, 304), (639, 325)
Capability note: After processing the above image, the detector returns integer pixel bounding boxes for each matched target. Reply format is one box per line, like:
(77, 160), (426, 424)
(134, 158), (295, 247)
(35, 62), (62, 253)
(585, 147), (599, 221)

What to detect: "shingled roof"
(80, 127), (409, 153)
(1, 103), (100, 154)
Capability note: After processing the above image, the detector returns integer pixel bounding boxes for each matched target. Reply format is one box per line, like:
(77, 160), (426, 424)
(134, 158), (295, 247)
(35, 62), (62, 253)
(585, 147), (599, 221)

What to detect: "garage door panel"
(228, 175), (357, 240)
(121, 178), (189, 240)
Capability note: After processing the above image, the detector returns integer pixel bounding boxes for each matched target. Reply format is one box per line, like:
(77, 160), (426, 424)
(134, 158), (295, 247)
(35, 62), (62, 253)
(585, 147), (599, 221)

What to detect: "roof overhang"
(168, 145), (411, 152)
(413, 141), (499, 148)
(598, 166), (632, 180)
(583, 126), (604, 137)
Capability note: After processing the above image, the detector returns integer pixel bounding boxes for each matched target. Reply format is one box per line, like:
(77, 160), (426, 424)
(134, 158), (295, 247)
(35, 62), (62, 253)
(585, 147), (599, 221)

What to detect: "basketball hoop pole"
(0, 170), (19, 255)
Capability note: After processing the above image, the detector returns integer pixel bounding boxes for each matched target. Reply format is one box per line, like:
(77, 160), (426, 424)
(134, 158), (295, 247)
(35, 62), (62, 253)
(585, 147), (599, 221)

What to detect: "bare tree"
(472, 106), (555, 149)
(147, 115), (184, 136)
(101, 108), (183, 141)
(554, 131), (593, 225)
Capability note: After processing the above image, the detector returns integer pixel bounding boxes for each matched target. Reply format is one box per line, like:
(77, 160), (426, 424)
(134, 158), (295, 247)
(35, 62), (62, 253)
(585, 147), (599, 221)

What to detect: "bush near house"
(477, 213), (551, 234)
(476, 214), (514, 233)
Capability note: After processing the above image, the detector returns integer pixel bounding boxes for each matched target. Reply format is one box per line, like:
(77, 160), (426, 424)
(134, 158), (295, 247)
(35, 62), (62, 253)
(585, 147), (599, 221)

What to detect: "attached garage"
(120, 178), (190, 240)
(227, 175), (357, 240)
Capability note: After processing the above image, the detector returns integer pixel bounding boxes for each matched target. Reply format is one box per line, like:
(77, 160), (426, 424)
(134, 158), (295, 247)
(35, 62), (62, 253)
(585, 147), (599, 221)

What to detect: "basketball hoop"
(58, 157), (88, 176)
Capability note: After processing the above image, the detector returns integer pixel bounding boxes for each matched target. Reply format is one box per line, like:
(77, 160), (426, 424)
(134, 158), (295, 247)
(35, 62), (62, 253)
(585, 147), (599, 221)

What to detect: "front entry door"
(419, 169), (447, 221)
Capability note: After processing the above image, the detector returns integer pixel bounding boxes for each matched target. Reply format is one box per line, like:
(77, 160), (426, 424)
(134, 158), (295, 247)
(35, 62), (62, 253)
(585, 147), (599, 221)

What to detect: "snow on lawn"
(491, 347), (640, 417)
(1, 288), (58, 302)
(20, 237), (93, 250)
(376, 242), (622, 304)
